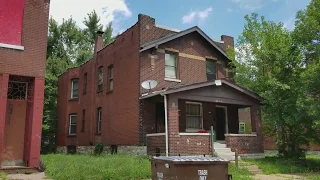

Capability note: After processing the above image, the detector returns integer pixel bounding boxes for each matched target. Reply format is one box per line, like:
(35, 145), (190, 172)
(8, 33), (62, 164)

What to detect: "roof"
(140, 79), (262, 101)
(140, 26), (228, 59)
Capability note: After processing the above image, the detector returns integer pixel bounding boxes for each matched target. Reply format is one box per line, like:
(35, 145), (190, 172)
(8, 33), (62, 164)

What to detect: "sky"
(49, 0), (311, 43)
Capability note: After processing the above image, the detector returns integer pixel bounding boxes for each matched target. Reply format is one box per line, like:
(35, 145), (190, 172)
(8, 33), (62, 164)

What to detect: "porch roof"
(140, 79), (262, 102)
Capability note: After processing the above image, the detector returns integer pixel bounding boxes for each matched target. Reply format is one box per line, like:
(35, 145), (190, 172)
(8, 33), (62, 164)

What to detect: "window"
(186, 102), (203, 130)
(83, 73), (87, 93)
(81, 109), (85, 132)
(69, 114), (77, 135)
(97, 67), (103, 91)
(206, 60), (217, 81)
(97, 108), (102, 133)
(71, 79), (79, 99)
(108, 65), (114, 91)
(239, 122), (245, 133)
(165, 53), (177, 79)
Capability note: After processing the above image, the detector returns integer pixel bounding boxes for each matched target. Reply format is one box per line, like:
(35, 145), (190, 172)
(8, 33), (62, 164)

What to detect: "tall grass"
(42, 154), (151, 180)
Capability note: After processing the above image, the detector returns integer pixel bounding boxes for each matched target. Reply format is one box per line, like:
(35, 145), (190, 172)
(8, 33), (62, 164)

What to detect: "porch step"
(213, 142), (238, 161)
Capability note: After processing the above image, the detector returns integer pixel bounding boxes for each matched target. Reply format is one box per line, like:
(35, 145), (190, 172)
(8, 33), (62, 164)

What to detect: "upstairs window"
(108, 65), (114, 91)
(83, 73), (87, 93)
(97, 67), (103, 92)
(69, 114), (77, 135)
(186, 102), (203, 130)
(206, 60), (217, 81)
(165, 53), (177, 79)
(97, 107), (102, 133)
(71, 79), (79, 99)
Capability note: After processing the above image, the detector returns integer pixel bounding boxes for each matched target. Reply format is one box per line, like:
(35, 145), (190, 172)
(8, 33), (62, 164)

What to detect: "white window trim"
(164, 78), (181, 82)
(239, 122), (245, 133)
(216, 105), (228, 134)
(71, 79), (78, 98)
(0, 43), (24, 51)
(185, 101), (203, 131)
(69, 115), (77, 135)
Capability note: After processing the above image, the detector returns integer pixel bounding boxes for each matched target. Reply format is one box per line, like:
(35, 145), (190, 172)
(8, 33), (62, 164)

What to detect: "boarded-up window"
(81, 109), (85, 132)
(186, 102), (203, 129)
(0, 0), (25, 45)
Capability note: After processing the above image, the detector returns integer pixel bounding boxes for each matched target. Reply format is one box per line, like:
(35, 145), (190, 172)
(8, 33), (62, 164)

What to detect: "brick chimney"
(94, 31), (104, 59)
(138, 14), (156, 45)
(221, 35), (234, 51)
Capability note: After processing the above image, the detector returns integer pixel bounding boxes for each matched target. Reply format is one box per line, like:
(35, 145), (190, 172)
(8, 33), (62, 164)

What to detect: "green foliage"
(41, 11), (115, 154)
(41, 154), (151, 180)
(228, 164), (254, 180)
(94, 142), (104, 155)
(233, 9), (319, 159)
(244, 155), (320, 175)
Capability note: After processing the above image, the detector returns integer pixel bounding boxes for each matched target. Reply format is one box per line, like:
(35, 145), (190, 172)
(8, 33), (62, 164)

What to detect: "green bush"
(94, 142), (104, 155)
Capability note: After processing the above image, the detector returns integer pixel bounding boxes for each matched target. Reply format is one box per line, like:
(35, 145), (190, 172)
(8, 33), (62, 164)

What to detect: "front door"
(216, 107), (227, 140)
(2, 100), (27, 166)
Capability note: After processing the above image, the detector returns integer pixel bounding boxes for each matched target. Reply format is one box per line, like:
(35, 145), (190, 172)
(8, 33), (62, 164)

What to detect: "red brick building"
(57, 14), (264, 157)
(0, 0), (50, 168)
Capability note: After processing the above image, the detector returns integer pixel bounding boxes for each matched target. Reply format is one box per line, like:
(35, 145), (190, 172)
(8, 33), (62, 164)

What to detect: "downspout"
(163, 94), (169, 157)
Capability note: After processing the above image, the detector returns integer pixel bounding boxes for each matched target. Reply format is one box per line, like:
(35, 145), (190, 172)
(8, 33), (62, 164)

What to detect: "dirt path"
(7, 172), (51, 180)
(240, 162), (306, 180)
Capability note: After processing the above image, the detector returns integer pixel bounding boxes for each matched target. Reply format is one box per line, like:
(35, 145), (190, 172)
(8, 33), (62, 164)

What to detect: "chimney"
(221, 35), (234, 51)
(94, 31), (104, 59)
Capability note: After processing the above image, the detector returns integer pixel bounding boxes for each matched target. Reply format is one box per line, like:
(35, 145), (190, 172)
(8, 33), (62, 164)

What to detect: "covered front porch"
(141, 80), (264, 157)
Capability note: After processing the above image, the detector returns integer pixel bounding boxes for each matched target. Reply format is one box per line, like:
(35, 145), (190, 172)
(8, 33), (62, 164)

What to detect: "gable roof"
(140, 79), (262, 102)
(140, 26), (228, 59)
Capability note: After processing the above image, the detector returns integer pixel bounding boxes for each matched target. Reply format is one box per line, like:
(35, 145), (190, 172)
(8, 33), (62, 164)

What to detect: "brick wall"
(225, 135), (264, 154)
(57, 24), (140, 146)
(146, 135), (166, 156)
(0, 0), (50, 77)
(140, 32), (229, 94)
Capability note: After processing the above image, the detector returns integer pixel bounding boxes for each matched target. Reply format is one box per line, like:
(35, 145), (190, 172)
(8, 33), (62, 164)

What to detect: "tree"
(230, 13), (315, 159)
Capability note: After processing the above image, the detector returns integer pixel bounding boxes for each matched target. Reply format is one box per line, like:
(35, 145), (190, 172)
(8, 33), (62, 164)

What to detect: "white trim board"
(0, 43), (24, 51)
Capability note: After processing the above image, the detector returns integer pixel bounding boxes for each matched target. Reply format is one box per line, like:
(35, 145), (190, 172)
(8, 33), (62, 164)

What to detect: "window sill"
(67, 135), (77, 137)
(95, 133), (101, 136)
(0, 43), (24, 51)
(69, 98), (79, 101)
(106, 90), (113, 94)
(97, 89), (103, 93)
(165, 78), (181, 83)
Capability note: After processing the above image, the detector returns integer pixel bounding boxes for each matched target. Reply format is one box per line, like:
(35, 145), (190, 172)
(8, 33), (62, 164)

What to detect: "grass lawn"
(0, 172), (8, 180)
(42, 154), (254, 180)
(244, 155), (320, 179)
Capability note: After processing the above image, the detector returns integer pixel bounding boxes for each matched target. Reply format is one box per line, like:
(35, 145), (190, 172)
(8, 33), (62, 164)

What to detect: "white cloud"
(182, 7), (213, 24)
(283, 16), (295, 30)
(227, 8), (234, 12)
(232, 0), (281, 10)
(49, 0), (132, 35)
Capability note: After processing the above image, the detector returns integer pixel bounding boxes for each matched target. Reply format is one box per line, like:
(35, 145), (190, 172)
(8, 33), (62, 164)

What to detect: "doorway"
(155, 102), (165, 133)
(216, 106), (228, 140)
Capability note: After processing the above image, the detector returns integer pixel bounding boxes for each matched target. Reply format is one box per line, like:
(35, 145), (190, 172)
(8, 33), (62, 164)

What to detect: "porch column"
(250, 104), (262, 135)
(24, 77), (45, 167)
(167, 95), (179, 156)
(0, 74), (9, 166)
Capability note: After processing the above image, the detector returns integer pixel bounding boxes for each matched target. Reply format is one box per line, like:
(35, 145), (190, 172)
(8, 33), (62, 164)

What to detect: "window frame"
(97, 67), (103, 92)
(70, 79), (79, 99)
(165, 52), (178, 79)
(81, 109), (85, 132)
(205, 59), (217, 81)
(185, 101), (203, 132)
(69, 114), (77, 136)
(239, 122), (245, 133)
(97, 107), (102, 134)
(108, 65), (114, 92)
(83, 73), (88, 94)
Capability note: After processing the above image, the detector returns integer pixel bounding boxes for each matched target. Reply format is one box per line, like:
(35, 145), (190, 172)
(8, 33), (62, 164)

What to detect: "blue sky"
(50, 0), (311, 43)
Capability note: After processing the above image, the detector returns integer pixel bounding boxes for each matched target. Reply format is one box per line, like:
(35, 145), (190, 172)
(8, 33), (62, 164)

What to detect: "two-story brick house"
(0, 0), (50, 168)
(56, 14), (264, 158)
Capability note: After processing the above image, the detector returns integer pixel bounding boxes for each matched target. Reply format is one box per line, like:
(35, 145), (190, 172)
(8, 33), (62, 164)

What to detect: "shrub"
(94, 142), (104, 155)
